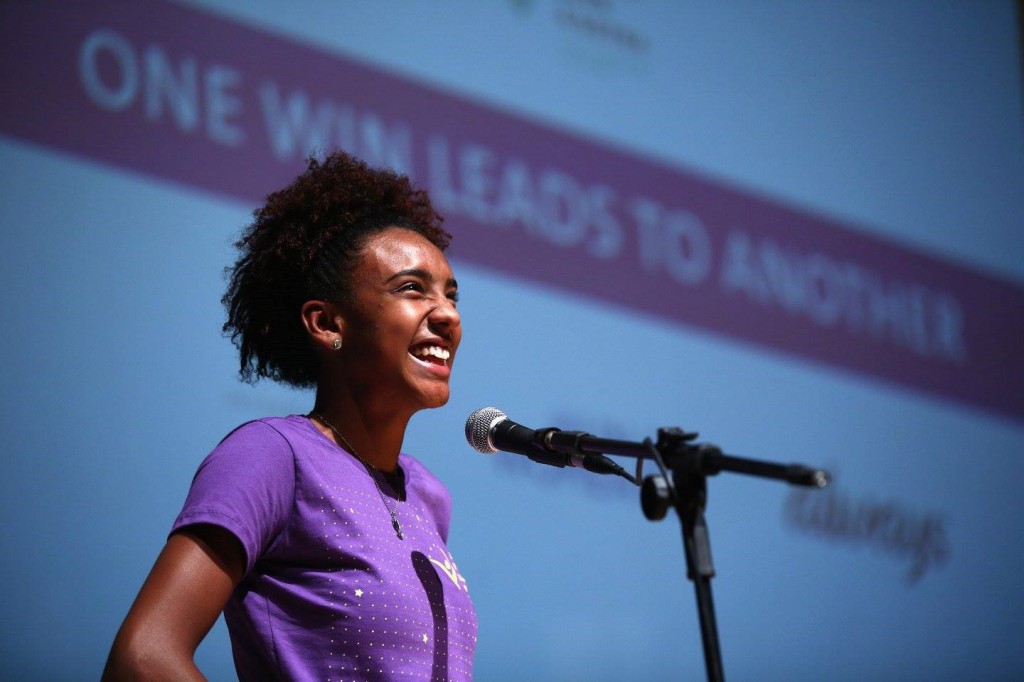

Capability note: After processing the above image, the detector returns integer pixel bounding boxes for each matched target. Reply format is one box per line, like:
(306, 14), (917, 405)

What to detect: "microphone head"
(465, 406), (507, 453)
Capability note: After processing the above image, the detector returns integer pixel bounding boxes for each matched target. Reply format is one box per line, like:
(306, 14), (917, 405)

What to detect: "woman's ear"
(300, 300), (345, 352)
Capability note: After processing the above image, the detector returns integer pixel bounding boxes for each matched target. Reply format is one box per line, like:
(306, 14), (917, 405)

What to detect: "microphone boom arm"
(544, 427), (829, 488)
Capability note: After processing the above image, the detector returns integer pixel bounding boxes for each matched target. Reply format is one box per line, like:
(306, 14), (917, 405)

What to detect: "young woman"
(103, 151), (476, 681)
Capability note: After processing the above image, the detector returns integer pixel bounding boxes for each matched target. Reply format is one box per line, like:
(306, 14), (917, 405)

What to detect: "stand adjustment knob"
(641, 474), (674, 521)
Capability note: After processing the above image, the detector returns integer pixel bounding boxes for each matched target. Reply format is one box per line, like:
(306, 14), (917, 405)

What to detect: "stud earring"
(332, 338), (343, 350)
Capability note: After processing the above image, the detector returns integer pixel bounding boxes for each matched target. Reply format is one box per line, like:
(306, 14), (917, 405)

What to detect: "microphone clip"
(523, 427), (572, 468)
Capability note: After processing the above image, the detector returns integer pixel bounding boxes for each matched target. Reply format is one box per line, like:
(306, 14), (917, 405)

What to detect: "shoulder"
(400, 454), (448, 494)
(218, 415), (308, 448)
(400, 454), (453, 538)
(187, 416), (319, 503)
(175, 416), (316, 574)
(206, 415), (316, 466)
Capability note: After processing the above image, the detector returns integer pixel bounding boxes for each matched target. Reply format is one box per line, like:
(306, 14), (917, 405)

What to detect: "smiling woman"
(102, 151), (476, 681)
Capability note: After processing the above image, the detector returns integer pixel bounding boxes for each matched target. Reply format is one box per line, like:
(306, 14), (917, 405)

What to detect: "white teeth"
(413, 346), (450, 362)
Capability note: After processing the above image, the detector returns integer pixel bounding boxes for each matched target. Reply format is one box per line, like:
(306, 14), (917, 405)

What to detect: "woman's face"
(339, 227), (462, 415)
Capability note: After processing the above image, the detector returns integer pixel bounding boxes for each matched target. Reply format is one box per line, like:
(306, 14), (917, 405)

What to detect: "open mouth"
(410, 344), (451, 367)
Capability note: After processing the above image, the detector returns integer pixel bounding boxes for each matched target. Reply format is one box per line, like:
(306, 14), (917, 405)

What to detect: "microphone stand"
(545, 427), (829, 682)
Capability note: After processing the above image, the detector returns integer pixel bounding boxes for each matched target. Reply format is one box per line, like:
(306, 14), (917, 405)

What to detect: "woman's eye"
(399, 282), (424, 293)
(448, 291), (460, 304)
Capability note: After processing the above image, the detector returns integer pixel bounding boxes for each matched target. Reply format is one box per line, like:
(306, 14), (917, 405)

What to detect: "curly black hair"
(222, 150), (451, 388)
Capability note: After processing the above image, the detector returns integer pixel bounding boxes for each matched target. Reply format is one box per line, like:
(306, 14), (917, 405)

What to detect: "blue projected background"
(1, 2), (1022, 680)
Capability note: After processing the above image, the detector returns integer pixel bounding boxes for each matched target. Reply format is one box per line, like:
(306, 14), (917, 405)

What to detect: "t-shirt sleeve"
(171, 420), (295, 577)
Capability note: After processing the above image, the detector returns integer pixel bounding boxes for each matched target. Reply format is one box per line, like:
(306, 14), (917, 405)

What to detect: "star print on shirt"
(422, 633), (429, 643)
(354, 589), (363, 597)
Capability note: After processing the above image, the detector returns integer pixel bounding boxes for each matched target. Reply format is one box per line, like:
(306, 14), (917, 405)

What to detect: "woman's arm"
(101, 524), (245, 681)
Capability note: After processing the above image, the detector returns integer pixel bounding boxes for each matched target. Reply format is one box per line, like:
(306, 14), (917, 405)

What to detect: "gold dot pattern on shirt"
(307, 457), (476, 681)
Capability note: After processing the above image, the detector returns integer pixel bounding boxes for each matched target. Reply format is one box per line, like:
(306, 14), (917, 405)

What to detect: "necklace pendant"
(311, 413), (406, 542)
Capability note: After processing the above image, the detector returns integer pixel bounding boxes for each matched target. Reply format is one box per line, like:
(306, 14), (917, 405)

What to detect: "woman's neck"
(310, 390), (409, 473)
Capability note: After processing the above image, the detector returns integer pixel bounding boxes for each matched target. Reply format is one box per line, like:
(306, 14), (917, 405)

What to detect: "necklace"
(310, 411), (404, 540)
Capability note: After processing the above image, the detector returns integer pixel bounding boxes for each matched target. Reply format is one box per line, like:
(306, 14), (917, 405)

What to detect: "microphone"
(465, 407), (636, 483)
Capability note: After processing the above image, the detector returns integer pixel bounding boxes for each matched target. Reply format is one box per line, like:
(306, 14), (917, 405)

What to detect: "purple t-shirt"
(172, 415), (477, 681)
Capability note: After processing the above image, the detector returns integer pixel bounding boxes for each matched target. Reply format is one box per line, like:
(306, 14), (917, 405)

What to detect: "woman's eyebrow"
(386, 268), (430, 283)
(386, 268), (458, 290)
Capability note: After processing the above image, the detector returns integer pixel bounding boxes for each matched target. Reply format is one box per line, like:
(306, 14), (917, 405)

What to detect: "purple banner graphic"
(2, 2), (1022, 420)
